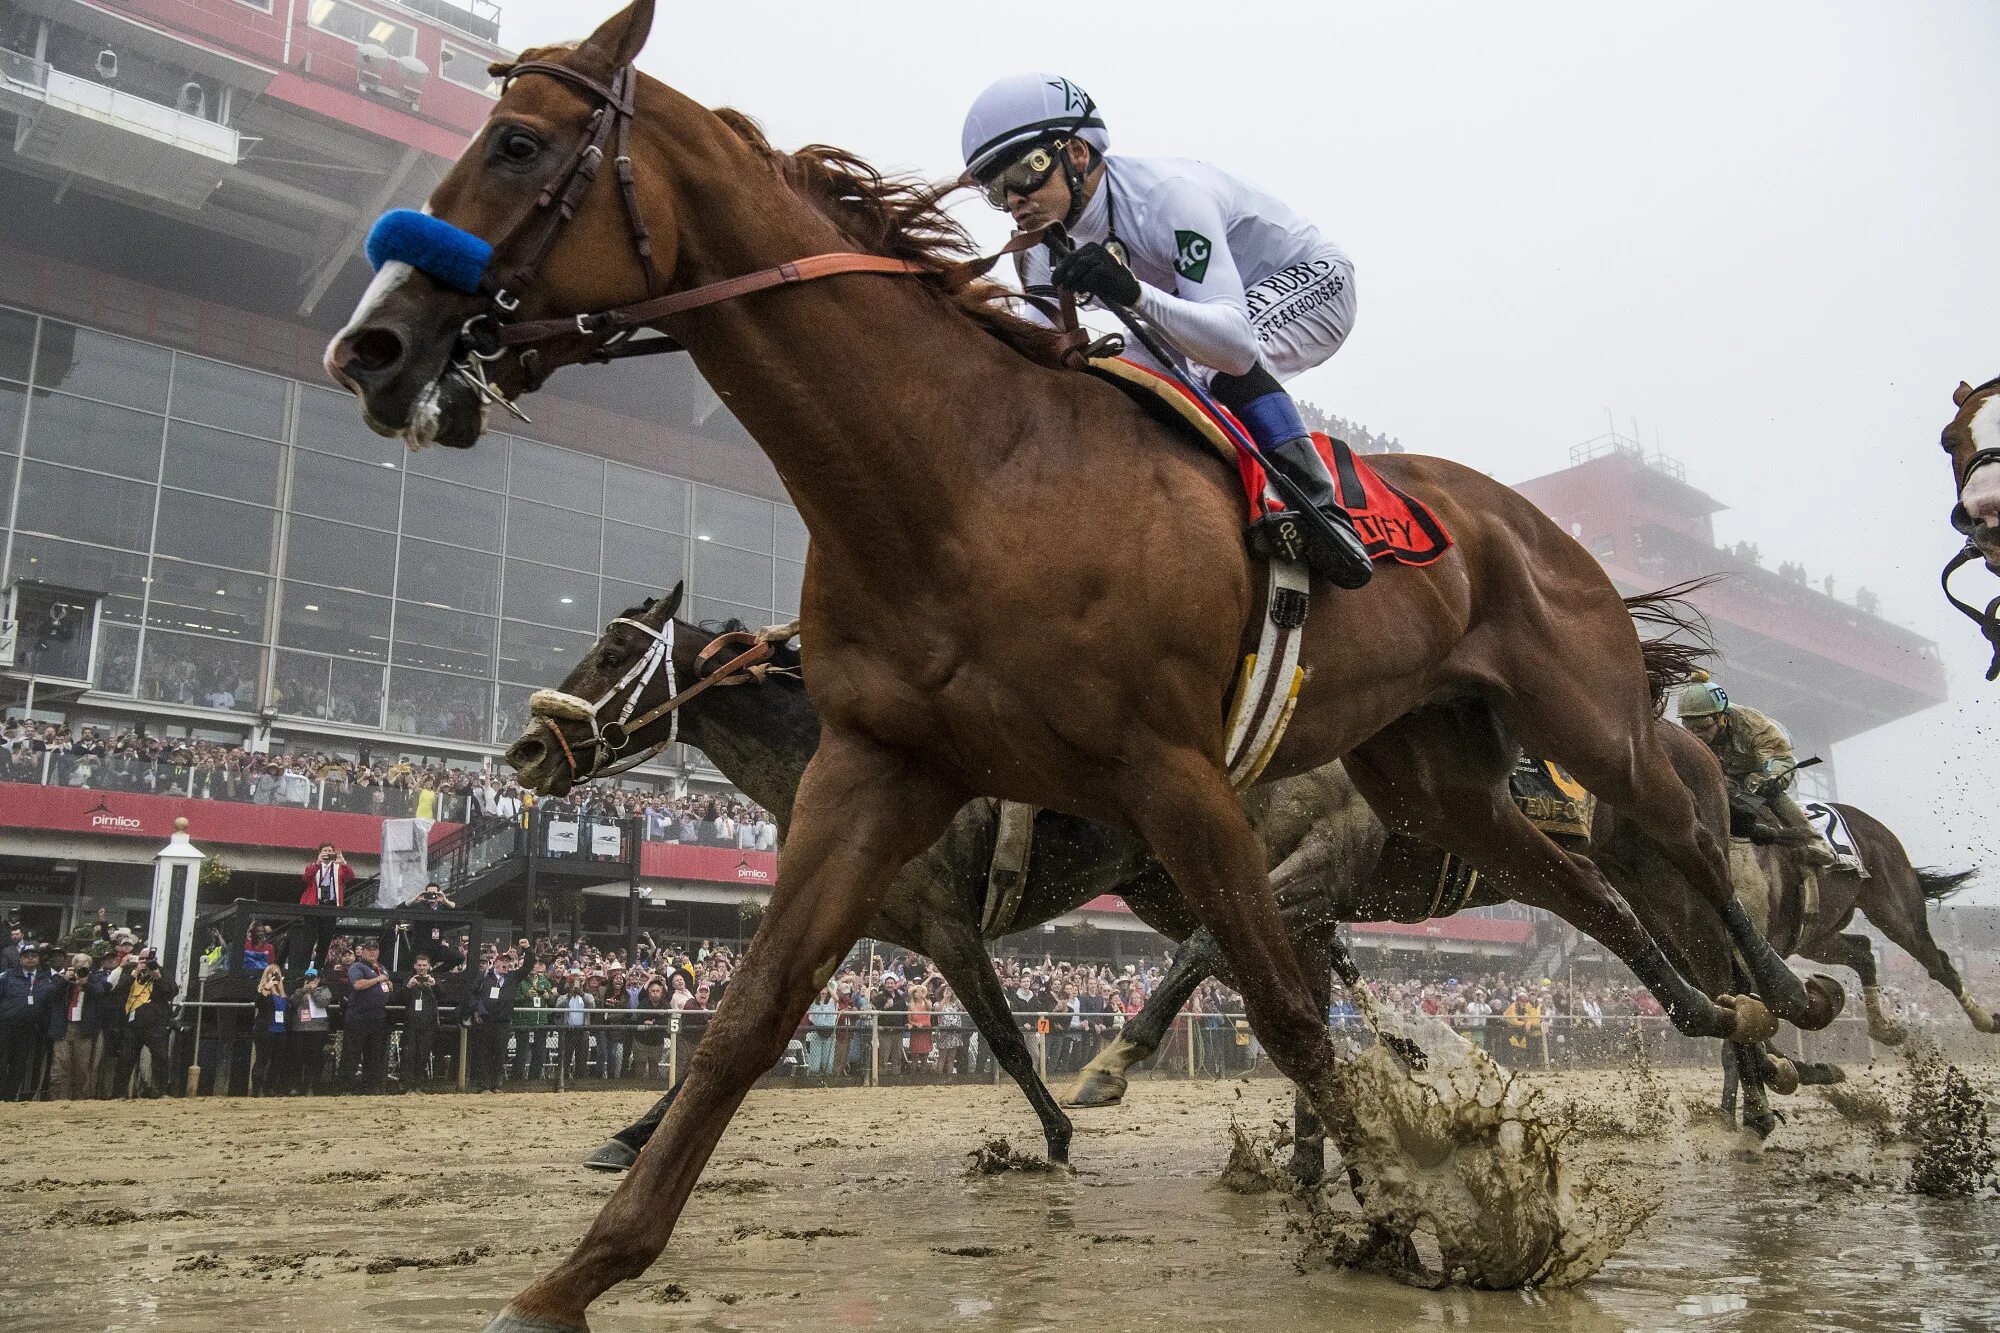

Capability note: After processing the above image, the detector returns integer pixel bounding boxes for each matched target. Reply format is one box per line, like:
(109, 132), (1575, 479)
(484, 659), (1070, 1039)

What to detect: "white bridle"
(527, 615), (678, 781)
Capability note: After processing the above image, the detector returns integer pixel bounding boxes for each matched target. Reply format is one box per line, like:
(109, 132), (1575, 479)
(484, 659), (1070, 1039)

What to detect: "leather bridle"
(1941, 374), (2000, 681)
(527, 618), (797, 785)
(443, 55), (1072, 417)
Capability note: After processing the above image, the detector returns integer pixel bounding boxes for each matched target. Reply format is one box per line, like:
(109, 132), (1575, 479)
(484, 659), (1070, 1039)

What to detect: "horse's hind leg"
(1288, 940), (1333, 1187)
(1805, 931), (1906, 1045)
(1860, 867), (1997, 1034)
(1493, 656), (1824, 1025)
(1344, 705), (1745, 1041)
(1071, 923), (1222, 1107)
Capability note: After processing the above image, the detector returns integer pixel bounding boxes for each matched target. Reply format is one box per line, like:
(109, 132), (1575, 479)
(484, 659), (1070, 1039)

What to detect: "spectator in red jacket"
(300, 843), (352, 906)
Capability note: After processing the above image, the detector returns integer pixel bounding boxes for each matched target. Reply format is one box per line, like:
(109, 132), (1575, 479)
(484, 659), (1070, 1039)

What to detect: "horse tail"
(1624, 576), (1723, 710)
(1915, 867), (1978, 902)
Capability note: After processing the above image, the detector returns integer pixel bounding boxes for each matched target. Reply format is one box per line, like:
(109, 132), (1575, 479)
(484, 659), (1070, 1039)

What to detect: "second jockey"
(962, 72), (1374, 590)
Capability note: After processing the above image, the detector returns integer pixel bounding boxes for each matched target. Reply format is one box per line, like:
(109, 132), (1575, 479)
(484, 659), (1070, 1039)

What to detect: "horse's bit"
(1942, 374), (2000, 681)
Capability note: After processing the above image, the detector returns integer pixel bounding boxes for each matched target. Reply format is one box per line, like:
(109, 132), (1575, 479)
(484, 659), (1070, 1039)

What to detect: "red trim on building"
(0, 785), (456, 855)
(640, 842), (779, 886)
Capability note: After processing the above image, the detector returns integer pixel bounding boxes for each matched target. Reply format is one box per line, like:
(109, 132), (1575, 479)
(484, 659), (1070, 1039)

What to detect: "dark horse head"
(1945, 376), (2000, 568)
(502, 582), (803, 797)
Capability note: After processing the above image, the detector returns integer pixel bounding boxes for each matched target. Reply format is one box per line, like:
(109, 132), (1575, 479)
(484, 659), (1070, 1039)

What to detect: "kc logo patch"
(1173, 230), (1212, 283)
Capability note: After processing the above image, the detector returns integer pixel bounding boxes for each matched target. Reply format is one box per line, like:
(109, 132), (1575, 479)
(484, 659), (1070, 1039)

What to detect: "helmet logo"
(1046, 77), (1090, 113)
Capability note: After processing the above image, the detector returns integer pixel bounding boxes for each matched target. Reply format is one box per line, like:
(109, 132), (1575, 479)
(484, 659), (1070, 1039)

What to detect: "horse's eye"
(497, 129), (541, 164)
(595, 650), (620, 670)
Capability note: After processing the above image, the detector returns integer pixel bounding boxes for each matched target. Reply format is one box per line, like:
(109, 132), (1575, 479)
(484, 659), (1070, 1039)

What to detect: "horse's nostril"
(506, 738), (545, 770)
(346, 326), (407, 376)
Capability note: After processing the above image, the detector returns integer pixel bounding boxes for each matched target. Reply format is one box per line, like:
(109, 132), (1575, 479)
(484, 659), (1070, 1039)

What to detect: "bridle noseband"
(527, 620), (796, 784)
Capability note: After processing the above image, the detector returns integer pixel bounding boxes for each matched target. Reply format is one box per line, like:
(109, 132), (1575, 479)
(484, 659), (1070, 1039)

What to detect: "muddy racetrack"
(3, 1064), (1996, 1332)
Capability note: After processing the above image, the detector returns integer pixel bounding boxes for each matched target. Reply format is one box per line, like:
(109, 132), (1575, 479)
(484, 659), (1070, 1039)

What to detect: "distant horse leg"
(1861, 869), (1997, 1035)
(1734, 1039), (1777, 1139)
(585, 1079), (684, 1171)
(1069, 926), (1223, 1108)
(489, 734), (966, 1332)
(1497, 662), (1819, 1025)
(1289, 940), (1333, 1187)
(1805, 931), (1905, 1046)
(1345, 709), (1746, 1041)
(918, 913), (1075, 1163)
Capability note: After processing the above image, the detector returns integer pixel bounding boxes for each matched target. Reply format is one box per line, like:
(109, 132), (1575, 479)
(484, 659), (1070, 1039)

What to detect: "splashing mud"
(1302, 1011), (1657, 1289)
(1903, 1039), (1997, 1197)
(964, 1136), (1064, 1176)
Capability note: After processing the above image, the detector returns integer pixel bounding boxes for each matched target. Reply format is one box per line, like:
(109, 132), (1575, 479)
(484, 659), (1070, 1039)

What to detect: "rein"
(529, 621), (800, 785)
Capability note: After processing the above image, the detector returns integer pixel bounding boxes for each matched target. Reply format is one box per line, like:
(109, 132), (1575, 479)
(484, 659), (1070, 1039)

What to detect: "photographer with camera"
(300, 842), (353, 907)
(399, 952), (441, 1090)
(46, 951), (110, 1100)
(111, 947), (178, 1098)
(342, 938), (393, 1093)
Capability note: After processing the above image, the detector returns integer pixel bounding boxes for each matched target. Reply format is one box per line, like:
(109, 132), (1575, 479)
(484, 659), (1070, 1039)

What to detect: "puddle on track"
(1, 1068), (1996, 1333)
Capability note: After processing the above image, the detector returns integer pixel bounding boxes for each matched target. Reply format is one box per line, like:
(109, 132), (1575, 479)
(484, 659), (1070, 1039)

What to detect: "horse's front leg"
(488, 733), (966, 1332)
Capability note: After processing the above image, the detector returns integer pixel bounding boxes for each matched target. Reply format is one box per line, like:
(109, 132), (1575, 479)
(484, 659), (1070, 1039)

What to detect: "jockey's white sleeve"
(1133, 283), (1258, 377)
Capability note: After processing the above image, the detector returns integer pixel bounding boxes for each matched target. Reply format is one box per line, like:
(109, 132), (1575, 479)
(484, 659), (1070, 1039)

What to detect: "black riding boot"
(1212, 366), (1373, 590)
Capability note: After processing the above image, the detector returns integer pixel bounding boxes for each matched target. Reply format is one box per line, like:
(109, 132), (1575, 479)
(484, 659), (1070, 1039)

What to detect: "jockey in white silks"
(962, 71), (1373, 589)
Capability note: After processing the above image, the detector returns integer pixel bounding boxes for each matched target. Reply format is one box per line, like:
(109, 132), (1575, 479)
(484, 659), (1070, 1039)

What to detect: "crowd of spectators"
(0, 721), (776, 847)
(8, 901), (1884, 1103)
(1297, 400), (1405, 456)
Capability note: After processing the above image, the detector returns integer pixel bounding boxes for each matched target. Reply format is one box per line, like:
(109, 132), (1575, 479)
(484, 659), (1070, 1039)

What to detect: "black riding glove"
(1051, 242), (1141, 308)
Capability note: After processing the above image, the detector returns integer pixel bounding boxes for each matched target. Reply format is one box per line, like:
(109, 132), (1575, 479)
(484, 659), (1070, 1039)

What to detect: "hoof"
(483, 1309), (587, 1333)
(1797, 974), (1847, 1031)
(1795, 1060), (1845, 1086)
(1065, 1070), (1128, 1109)
(1721, 995), (1779, 1043)
(1965, 999), (1999, 1035)
(1867, 1018), (1909, 1047)
(582, 1140), (638, 1173)
(1759, 1053), (1801, 1095)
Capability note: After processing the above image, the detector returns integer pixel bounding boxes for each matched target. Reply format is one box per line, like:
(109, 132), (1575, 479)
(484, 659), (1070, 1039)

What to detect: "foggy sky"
(494, 1), (2000, 899)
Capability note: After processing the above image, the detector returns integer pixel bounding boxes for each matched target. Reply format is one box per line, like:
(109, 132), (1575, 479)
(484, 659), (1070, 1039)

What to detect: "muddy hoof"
(483, 1309), (588, 1333)
(582, 1140), (638, 1173)
(1065, 1070), (1128, 1108)
(1721, 994), (1779, 1043)
(1867, 1019), (1910, 1047)
(1797, 974), (1847, 1031)
(1759, 1053), (1801, 1095)
(1966, 1000), (1999, 1035)
(1795, 1060), (1845, 1086)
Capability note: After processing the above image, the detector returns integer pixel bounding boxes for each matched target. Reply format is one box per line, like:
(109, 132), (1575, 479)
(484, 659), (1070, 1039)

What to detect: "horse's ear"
(577, 0), (655, 74)
(657, 581), (684, 620)
(1954, 381), (1976, 408)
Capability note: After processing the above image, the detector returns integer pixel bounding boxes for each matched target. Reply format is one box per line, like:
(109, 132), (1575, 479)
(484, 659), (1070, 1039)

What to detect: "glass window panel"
(689, 596), (769, 630)
(279, 581), (391, 661)
(494, 683), (538, 746)
(599, 579), (662, 625)
(274, 648), (333, 720)
(694, 542), (772, 609)
(411, 430), (507, 490)
(693, 485), (772, 551)
(604, 463), (687, 532)
(25, 391), (163, 480)
(16, 461), (155, 552)
(6, 534), (147, 622)
(138, 629), (263, 711)
(162, 419), (282, 505)
(505, 498), (599, 571)
(0, 308), (34, 382)
(775, 558), (804, 616)
(397, 535), (499, 614)
(403, 474), (502, 551)
(294, 383), (404, 465)
(284, 514), (396, 595)
(331, 657), (386, 728)
(602, 522), (685, 590)
(774, 506), (807, 562)
(392, 600), (494, 676)
(508, 438), (602, 513)
(170, 354), (287, 439)
(291, 447), (402, 530)
(501, 559), (597, 631)
(499, 619), (596, 685)
(386, 667), (490, 743)
(33, 323), (170, 412)
(145, 559), (269, 640)
(96, 621), (138, 695)
(0, 379), (24, 455)
(155, 491), (276, 572)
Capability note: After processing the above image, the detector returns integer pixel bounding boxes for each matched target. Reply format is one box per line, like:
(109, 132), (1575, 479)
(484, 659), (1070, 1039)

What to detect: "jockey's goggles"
(979, 141), (1068, 208)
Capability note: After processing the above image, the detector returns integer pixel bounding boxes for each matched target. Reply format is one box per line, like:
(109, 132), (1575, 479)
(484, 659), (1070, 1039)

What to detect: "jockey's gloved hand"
(1052, 242), (1141, 308)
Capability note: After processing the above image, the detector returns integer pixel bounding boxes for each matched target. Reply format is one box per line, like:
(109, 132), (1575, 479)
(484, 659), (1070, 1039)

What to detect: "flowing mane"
(712, 109), (1070, 369)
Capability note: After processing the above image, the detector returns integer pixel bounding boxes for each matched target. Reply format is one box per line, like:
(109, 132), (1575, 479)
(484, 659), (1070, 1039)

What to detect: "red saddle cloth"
(1115, 360), (1453, 567)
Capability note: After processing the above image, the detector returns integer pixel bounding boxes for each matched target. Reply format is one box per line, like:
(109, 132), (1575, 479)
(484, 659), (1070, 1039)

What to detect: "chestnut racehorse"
(324, 1), (1823, 1319)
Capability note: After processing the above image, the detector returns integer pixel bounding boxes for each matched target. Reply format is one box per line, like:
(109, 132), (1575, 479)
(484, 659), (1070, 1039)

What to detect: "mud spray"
(1282, 1008), (1657, 1290)
(1902, 1038), (1997, 1197)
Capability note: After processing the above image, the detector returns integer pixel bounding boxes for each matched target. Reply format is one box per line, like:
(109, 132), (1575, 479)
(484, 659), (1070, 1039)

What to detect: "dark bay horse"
(1941, 377), (2000, 676)
(512, 592), (1800, 1179)
(324, 1), (1823, 1313)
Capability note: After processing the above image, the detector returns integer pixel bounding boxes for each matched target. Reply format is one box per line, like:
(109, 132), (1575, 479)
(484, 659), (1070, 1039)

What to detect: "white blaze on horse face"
(325, 260), (416, 380)
(1963, 396), (2000, 526)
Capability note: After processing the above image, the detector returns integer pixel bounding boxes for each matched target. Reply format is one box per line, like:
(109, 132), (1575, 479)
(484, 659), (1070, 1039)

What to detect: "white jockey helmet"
(961, 72), (1109, 181)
